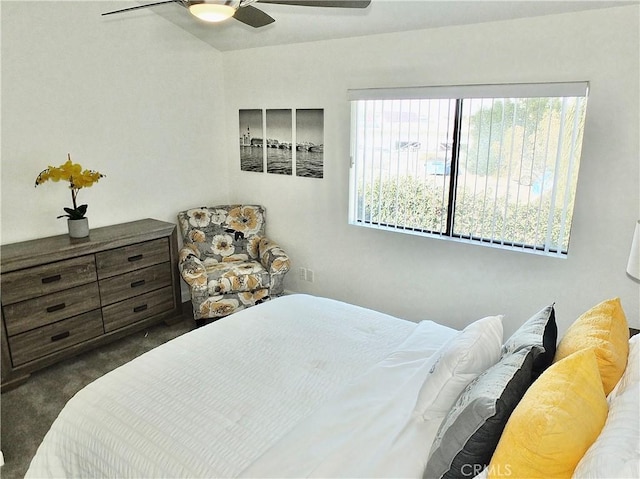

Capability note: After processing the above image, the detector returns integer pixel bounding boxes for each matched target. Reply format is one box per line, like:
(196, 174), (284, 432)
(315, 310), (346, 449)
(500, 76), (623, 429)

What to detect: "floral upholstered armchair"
(177, 205), (290, 324)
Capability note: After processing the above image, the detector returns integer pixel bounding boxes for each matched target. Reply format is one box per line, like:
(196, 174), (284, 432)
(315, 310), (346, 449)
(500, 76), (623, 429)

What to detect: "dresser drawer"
(1, 256), (96, 305)
(102, 286), (175, 333)
(96, 238), (170, 279)
(3, 282), (101, 336)
(9, 309), (104, 366)
(99, 262), (173, 306)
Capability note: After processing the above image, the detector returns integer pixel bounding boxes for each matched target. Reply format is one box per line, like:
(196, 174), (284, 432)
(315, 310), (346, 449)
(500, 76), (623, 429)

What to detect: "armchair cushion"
(205, 260), (270, 295)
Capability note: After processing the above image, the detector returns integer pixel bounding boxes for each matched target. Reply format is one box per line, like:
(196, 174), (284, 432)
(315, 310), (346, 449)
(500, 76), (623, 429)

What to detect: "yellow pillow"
(554, 297), (629, 395)
(488, 348), (607, 479)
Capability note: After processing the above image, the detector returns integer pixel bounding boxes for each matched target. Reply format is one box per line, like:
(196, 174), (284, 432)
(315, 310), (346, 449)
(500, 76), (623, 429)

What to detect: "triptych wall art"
(239, 109), (324, 179)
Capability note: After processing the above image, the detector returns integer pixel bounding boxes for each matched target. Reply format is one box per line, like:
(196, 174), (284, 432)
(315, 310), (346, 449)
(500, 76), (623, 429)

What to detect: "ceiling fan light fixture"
(189, 1), (239, 23)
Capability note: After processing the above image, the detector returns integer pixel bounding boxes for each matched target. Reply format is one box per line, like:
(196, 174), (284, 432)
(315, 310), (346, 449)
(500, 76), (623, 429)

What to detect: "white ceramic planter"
(68, 217), (89, 238)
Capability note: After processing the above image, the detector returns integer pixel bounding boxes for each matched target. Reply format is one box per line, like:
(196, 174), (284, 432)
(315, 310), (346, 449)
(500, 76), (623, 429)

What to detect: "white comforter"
(26, 294), (457, 478)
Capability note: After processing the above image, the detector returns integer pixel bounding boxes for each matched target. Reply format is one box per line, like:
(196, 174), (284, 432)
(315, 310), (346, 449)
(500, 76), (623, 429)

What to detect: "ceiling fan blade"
(101, 0), (181, 16)
(234, 5), (276, 28)
(257, 0), (370, 7)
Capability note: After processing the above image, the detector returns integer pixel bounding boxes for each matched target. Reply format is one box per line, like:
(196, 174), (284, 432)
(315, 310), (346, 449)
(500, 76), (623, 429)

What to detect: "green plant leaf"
(57, 206), (87, 220)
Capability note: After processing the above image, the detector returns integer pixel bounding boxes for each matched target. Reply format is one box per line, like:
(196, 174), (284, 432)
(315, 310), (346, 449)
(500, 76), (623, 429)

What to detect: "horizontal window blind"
(349, 83), (588, 256)
(348, 82), (588, 101)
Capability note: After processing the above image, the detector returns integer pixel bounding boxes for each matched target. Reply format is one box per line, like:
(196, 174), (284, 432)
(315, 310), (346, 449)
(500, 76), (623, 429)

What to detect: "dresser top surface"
(1, 219), (176, 272)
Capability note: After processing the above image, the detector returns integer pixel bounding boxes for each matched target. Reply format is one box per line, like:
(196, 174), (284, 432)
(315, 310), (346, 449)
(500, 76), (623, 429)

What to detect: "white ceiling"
(117, 0), (635, 51)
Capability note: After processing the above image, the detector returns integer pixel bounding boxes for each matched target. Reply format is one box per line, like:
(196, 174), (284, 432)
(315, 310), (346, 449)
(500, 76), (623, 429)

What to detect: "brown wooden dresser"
(0, 219), (182, 391)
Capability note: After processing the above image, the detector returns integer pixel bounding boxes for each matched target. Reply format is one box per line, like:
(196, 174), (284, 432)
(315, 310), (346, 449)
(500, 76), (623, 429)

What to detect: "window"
(348, 82), (589, 256)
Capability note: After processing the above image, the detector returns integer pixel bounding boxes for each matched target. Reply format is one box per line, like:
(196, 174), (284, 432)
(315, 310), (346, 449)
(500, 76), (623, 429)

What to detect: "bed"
(25, 294), (639, 478)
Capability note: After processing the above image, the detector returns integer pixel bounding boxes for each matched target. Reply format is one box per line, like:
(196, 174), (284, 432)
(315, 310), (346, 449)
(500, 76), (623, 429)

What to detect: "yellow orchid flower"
(61, 159), (81, 180)
(35, 154), (105, 220)
(48, 167), (63, 182)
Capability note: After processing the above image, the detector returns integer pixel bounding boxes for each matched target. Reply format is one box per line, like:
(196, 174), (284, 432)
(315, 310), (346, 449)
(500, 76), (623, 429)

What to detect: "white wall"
(223, 5), (640, 335)
(1, 1), (229, 244)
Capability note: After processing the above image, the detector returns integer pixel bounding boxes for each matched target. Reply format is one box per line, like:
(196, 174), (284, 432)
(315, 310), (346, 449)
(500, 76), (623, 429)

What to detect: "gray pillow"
(424, 349), (534, 479)
(501, 304), (557, 379)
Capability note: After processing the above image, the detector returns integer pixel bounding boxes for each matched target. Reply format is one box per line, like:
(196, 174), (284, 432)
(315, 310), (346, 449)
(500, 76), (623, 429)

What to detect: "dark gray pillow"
(501, 304), (557, 379)
(424, 349), (534, 479)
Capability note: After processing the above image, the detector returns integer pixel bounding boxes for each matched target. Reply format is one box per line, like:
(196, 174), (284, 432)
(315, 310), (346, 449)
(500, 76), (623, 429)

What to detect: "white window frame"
(348, 82), (589, 257)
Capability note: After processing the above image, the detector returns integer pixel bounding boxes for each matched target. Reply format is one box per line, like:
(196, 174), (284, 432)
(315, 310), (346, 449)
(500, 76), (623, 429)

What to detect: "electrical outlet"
(298, 267), (315, 282)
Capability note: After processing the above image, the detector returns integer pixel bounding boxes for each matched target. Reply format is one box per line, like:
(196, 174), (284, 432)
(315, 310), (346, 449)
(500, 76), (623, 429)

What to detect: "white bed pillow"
(607, 334), (639, 402)
(572, 334), (639, 478)
(415, 315), (504, 419)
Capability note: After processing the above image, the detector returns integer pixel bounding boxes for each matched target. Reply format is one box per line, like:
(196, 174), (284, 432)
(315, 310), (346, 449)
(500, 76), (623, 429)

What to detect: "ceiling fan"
(102, 0), (372, 28)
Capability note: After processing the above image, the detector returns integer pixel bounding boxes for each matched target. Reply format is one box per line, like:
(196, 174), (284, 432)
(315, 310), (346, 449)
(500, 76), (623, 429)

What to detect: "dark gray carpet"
(1, 313), (194, 479)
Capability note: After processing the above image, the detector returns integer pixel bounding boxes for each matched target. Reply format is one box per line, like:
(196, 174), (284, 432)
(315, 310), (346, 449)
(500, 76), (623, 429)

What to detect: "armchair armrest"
(259, 238), (291, 275)
(178, 244), (207, 290)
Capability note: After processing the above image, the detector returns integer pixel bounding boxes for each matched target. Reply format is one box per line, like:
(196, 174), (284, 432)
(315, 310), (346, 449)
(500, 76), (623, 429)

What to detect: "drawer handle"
(42, 274), (62, 284)
(46, 303), (66, 313)
(133, 304), (148, 313)
(51, 331), (70, 342)
(128, 254), (144, 262)
(131, 279), (146, 288)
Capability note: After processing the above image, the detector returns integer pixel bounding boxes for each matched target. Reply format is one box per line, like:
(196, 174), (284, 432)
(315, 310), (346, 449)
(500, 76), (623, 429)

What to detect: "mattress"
(26, 294), (457, 478)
